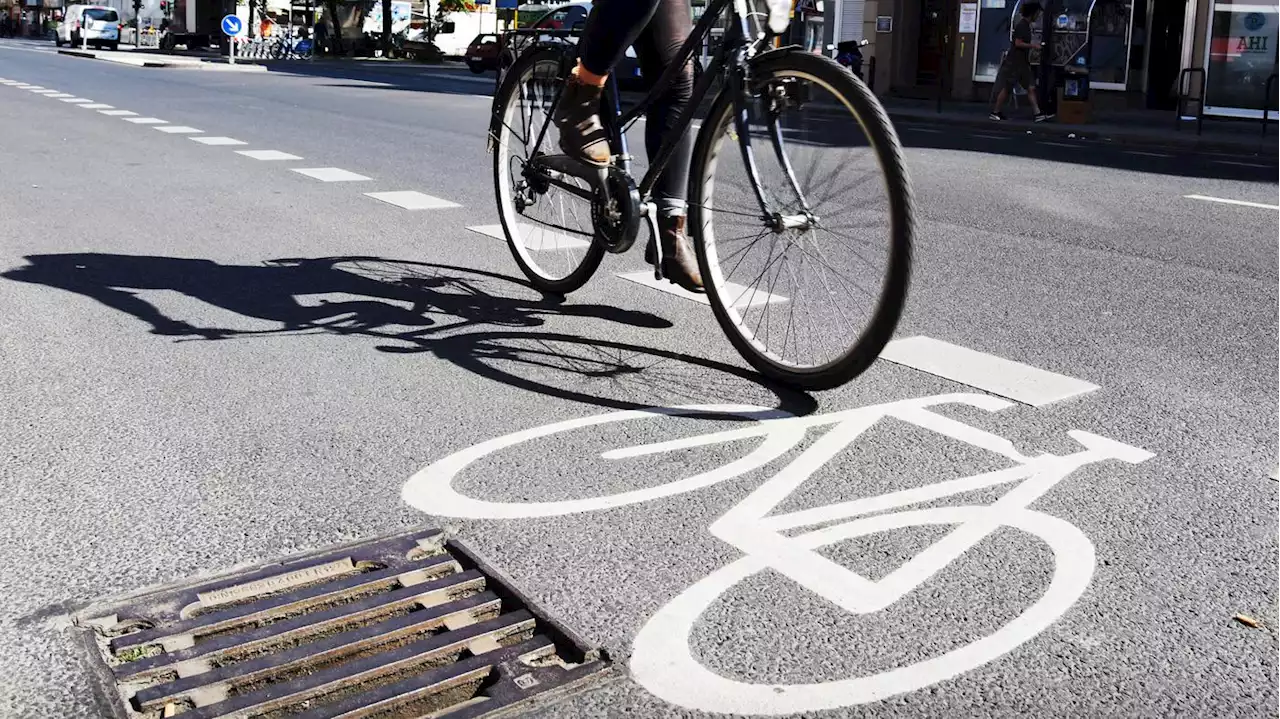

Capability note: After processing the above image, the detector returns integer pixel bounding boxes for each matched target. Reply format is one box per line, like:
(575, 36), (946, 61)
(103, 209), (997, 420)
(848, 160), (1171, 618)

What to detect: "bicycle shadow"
(2, 253), (818, 415)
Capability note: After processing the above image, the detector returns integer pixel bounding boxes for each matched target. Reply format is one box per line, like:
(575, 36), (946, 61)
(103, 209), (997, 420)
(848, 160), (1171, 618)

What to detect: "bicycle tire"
(688, 49), (914, 391)
(491, 46), (605, 295)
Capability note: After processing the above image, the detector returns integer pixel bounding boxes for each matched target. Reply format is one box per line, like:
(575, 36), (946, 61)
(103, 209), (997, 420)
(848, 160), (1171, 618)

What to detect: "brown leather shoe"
(645, 214), (704, 293)
(552, 74), (611, 167)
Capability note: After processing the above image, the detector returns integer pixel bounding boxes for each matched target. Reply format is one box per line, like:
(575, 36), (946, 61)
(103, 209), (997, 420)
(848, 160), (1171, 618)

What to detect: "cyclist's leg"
(634, 0), (702, 291)
(553, 0), (663, 166)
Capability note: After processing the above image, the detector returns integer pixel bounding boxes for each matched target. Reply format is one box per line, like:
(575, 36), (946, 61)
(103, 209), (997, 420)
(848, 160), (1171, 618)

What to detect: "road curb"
(56, 48), (267, 72)
(888, 109), (1278, 157)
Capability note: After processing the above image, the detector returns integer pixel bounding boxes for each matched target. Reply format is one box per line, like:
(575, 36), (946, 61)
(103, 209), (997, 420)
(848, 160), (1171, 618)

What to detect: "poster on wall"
(959, 3), (978, 32)
(1205, 2), (1280, 116)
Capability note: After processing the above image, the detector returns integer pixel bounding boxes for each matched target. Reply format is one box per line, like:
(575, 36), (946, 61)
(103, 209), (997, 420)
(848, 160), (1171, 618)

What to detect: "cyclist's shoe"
(553, 74), (611, 167)
(645, 214), (704, 293)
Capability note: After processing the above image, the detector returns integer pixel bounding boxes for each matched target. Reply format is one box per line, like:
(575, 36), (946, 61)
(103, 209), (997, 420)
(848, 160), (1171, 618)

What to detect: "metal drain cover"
(70, 528), (609, 719)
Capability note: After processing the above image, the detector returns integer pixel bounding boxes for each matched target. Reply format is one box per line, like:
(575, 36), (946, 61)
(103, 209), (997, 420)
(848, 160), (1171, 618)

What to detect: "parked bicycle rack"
(1175, 67), (1206, 135)
(1263, 73), (1278, 136)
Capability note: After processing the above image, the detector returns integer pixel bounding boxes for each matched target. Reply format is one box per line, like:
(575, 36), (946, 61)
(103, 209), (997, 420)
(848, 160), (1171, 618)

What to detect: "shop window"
(1204, 0), (1279, 117)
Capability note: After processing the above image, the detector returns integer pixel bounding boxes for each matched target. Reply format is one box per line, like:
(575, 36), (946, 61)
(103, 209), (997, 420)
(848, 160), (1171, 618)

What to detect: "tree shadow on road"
(2, 252), (818, 415)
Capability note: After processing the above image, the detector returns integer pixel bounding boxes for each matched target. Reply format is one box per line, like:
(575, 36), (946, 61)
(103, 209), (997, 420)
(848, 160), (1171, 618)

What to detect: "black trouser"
(579, 0), (694, 216)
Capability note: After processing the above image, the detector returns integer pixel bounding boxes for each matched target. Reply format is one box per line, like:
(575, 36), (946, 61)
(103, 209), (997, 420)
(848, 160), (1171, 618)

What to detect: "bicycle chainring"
(592, 166), (641, 255)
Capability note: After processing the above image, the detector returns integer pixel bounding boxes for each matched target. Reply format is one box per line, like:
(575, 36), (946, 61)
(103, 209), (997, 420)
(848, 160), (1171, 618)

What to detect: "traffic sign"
(220, 14), (244, 37)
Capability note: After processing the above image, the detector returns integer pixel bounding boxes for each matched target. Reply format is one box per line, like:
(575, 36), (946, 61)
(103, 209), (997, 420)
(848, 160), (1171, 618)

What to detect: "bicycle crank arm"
(532, 154), (609, 190)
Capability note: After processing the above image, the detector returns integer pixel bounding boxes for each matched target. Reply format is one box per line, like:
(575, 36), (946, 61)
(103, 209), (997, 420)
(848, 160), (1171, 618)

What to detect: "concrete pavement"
(0, 38), (1276, 718)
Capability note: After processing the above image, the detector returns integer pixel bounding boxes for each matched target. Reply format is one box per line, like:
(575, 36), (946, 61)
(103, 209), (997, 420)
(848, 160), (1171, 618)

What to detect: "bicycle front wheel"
(689, 50), (913, 391)
(491, 47), (604, 295)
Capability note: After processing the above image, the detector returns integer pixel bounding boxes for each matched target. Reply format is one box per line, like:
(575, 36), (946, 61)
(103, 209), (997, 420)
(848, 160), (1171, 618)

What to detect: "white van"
(56, 5), (121, 50)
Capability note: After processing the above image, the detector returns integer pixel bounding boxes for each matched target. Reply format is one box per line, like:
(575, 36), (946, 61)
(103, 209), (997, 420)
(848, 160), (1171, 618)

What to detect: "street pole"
(132, 0), (142, 49)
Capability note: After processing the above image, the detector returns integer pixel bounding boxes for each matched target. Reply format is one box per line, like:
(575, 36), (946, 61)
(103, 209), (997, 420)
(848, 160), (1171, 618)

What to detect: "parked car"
(56, 5), (120, 50)
(464, 33), (501, 74)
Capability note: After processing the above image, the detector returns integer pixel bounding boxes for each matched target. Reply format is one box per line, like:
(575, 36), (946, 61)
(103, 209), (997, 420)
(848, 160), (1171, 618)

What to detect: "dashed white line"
(879, 335), (1099, 407)
(973, 133), (1007, 140)
(79, 103), (114, 109)
(365, 191), (461, 210)
(1125, 150), (1173, 158)
(22, 85), (44, 90)
(617, 271), (789, 308)
(1038, 141), (1078, 148)
(60, 97), (93, 103)
(191, 136), (248, 146)
(31, 89), (61, 94)
(125, 117), (168, 124)
(1212, 160), (1273, 169)
(236, 150), (301, 161)
(45, 93), (74, 98)
(467, 224), (592, 250)
(291, 167), (371, 182)
(99, 109), (138, 116)
(154, 126), (203, 134)
(1183, 194), (1280, 210)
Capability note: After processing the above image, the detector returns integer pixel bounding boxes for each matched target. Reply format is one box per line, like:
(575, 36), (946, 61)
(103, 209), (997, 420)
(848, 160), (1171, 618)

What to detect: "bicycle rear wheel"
(491, 47), (604, 295)
(689, 50), (913, 391)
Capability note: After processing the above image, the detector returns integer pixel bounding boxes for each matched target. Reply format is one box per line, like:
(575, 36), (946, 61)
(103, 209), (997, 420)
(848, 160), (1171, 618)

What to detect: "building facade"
(824, 0), (1277, 118)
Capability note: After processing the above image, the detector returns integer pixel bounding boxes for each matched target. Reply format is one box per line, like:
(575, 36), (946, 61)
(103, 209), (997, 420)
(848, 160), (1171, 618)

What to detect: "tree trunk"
(324, 0), (343, 53)
(380, 0), (391, 56)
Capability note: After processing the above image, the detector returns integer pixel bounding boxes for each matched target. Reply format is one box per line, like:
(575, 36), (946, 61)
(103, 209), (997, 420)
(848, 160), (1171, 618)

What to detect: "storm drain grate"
(71, 528), (609, 719)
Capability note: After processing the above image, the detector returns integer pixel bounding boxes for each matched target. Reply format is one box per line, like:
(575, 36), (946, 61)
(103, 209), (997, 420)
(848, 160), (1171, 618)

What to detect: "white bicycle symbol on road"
(401, 392), (1154, 715)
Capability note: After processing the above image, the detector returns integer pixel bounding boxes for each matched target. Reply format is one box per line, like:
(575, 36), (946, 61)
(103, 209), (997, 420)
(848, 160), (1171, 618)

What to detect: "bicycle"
(487, 0), (914, 390)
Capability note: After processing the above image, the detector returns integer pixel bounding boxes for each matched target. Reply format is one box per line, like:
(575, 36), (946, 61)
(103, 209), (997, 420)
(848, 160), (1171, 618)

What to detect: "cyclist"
(551, 0), (704, 292)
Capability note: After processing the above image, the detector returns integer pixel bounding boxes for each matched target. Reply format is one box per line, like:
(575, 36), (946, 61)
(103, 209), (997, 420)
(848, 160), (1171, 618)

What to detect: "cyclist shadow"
(2, 252), (818, 415)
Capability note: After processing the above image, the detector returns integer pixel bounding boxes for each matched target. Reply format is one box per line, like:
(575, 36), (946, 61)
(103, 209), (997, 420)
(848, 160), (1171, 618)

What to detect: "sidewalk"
(883, 95), (1279, 156)
(57, 45), (266, 72)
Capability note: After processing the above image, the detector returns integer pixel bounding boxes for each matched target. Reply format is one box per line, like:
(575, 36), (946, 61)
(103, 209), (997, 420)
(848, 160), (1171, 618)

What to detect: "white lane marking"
(1038, 141), (1078, 148)
(154, 126), (203, 134)
(879, 336), (1098, 407)
(906, 127), (943, 133)
(31, 89), (61, 94)
(404, 394), (1154, 714)
(1125, 150), (1173, 158)
(468, 224), (592, 250)
(617, 271), (789, 308)
(236, 149), (301, 161)
(60, 97), (93, 103)
(45, 93), (74, 98)
(98, 109), (138, 116)
(1212, 160), (1274, 169)
(22, 85), (45, 90)
(972, 133), (1006, 140)
(364, 191), (461, 210)
(1183, 194), (1280, 210)
(291, 167), (372, 182)
(79, 103), (114, 109)
(125, 117), (168, 124)
(190, 136), (247, 146)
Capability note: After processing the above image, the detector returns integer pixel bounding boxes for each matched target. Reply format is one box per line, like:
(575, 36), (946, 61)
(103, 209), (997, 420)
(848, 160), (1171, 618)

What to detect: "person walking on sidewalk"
(989, 2), (1053, 123)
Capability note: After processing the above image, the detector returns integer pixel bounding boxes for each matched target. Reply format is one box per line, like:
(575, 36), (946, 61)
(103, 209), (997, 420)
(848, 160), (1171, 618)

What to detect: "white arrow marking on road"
(1184, 194), (1279, 210)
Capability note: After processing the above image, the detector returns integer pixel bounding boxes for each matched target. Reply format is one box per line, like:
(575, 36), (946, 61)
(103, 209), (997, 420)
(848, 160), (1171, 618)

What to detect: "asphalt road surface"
(1, 37), (1277, 718)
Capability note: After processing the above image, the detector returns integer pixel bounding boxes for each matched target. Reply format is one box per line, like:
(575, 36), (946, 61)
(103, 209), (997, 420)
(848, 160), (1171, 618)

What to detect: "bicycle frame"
(506, 0), (777, 214)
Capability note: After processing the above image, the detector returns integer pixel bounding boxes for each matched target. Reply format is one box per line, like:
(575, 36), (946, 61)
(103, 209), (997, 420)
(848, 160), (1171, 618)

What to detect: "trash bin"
(1056, 63), (1092, 124)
